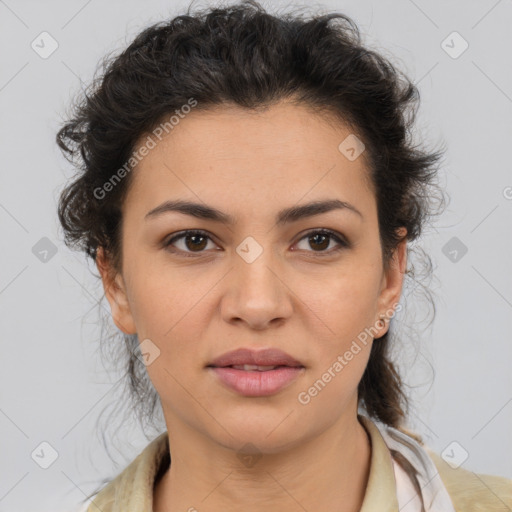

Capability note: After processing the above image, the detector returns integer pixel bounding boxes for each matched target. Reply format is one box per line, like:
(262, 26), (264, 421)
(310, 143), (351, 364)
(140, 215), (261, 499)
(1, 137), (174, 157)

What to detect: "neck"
(153, 413), (371, 512)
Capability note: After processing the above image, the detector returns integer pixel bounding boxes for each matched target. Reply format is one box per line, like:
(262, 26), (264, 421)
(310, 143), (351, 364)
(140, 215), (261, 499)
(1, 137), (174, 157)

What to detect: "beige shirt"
(83, 416), (512, 511)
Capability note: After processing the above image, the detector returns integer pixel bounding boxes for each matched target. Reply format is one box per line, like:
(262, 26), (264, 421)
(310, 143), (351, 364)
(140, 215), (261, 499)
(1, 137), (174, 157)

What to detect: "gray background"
(1, 0), (511, 510)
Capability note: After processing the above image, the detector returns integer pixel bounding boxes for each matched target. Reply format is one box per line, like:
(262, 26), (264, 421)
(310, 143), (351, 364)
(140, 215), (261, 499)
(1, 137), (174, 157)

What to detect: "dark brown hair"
(57, 1), (446, 507)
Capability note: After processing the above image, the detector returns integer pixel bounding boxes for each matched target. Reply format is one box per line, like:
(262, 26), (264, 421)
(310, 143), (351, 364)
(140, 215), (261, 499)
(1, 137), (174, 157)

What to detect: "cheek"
(125, 258), (202, 336)
(291, 266), (380, 399)
(296, 283), (375, 415)
(297, 264), (381, 338)
(128, 276), (209, 411)
(126, 268), (215, 376)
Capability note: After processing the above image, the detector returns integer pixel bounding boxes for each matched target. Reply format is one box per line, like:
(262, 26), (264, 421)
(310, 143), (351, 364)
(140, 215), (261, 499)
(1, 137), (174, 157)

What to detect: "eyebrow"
(144, 198), (363, 225)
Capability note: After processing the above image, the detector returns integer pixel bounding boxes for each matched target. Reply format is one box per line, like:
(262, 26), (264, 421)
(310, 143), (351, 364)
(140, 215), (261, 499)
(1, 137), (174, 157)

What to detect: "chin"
(207, 412), (306, 454)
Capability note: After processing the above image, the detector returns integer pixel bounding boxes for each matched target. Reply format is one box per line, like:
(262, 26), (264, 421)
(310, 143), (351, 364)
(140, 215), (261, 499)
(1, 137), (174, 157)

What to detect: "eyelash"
(163, 229), (349, 258)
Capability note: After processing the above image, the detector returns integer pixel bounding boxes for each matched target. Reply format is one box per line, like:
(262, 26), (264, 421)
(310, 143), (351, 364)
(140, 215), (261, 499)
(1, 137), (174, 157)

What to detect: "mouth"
(207, 364), (303, 371)
(206, 364), (305, 397)
(206, 347), (305, 396)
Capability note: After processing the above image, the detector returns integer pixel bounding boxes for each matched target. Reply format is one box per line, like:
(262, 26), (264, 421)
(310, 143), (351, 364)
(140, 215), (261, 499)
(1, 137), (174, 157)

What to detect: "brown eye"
(183, 233), (208, 251)
(294, 229), (349, 255)
(308, 233), (330, 251)
(165, 230), (217, 256)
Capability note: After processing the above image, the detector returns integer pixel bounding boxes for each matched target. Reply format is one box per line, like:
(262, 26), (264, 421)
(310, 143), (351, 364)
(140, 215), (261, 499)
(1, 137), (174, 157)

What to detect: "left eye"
(294, 230), (349, 254)
(164, 229), (349, 257)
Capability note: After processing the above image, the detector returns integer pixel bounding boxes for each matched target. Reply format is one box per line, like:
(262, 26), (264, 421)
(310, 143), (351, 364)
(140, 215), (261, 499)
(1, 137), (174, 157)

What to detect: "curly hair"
(56, 1), (447, 507)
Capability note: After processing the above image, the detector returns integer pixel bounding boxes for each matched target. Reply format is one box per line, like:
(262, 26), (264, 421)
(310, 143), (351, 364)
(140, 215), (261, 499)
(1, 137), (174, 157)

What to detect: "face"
(97, 101), (406, 454)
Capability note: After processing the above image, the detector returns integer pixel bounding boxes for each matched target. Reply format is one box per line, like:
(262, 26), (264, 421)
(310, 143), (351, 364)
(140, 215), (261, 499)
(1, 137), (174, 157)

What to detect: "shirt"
(79, 415), (512, 511)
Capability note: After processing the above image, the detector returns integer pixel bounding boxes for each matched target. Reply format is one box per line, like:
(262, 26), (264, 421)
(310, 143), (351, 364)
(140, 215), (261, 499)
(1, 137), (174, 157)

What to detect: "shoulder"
(427, 449), (512, 511)
(84, 432), (169, 512)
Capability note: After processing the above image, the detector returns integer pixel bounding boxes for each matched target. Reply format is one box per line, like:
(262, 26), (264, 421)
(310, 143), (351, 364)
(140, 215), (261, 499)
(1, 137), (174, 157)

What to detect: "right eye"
(164, 230), (219, 257)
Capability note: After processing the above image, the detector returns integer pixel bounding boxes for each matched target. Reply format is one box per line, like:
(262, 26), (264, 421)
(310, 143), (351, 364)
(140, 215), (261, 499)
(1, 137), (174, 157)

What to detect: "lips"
(207, 347), (304, 369)
(206, 348), (306, 396)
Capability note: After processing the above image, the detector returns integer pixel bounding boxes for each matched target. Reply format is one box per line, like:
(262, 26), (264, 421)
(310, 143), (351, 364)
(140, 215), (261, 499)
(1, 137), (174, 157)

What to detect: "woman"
(57, 1), (512, 511)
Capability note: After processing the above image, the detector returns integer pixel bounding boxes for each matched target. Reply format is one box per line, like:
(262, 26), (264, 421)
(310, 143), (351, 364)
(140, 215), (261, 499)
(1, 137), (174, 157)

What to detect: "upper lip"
(207, 348), (304, 368)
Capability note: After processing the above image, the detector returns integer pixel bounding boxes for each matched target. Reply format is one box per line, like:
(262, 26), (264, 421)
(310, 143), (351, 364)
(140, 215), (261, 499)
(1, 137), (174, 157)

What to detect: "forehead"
(124, 101), (375, 220)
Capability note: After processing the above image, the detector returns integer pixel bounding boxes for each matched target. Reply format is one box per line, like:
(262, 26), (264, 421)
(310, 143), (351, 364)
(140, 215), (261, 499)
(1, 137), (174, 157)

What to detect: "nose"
(220, 248), (293, 330)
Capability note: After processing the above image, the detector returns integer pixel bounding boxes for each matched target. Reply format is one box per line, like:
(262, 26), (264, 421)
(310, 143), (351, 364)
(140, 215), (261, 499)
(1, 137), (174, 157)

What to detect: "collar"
(88, 415), (400, 511)
(358, 414), (399, 511)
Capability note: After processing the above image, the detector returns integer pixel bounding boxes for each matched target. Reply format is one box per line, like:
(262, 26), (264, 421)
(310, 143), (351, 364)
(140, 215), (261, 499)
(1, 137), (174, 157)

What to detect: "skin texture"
(96, 101), (407, 511)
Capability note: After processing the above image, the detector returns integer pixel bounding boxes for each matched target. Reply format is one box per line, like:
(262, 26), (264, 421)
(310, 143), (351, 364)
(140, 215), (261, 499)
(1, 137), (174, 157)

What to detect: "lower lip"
(208, 366), (305, 396)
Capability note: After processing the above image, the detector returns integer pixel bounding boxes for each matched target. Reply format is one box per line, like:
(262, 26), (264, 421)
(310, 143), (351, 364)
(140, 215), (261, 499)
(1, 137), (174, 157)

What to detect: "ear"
(95, 246), (137, 335)
(374, 227), (407, 338)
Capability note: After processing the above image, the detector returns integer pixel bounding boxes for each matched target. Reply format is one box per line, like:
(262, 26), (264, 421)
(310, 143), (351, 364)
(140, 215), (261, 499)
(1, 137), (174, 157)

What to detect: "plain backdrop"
(1, 0), (511, 510)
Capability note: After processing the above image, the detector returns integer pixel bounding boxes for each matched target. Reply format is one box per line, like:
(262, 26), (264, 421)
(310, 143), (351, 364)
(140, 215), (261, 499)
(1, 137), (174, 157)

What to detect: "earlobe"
(95, 247), (137, 335)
